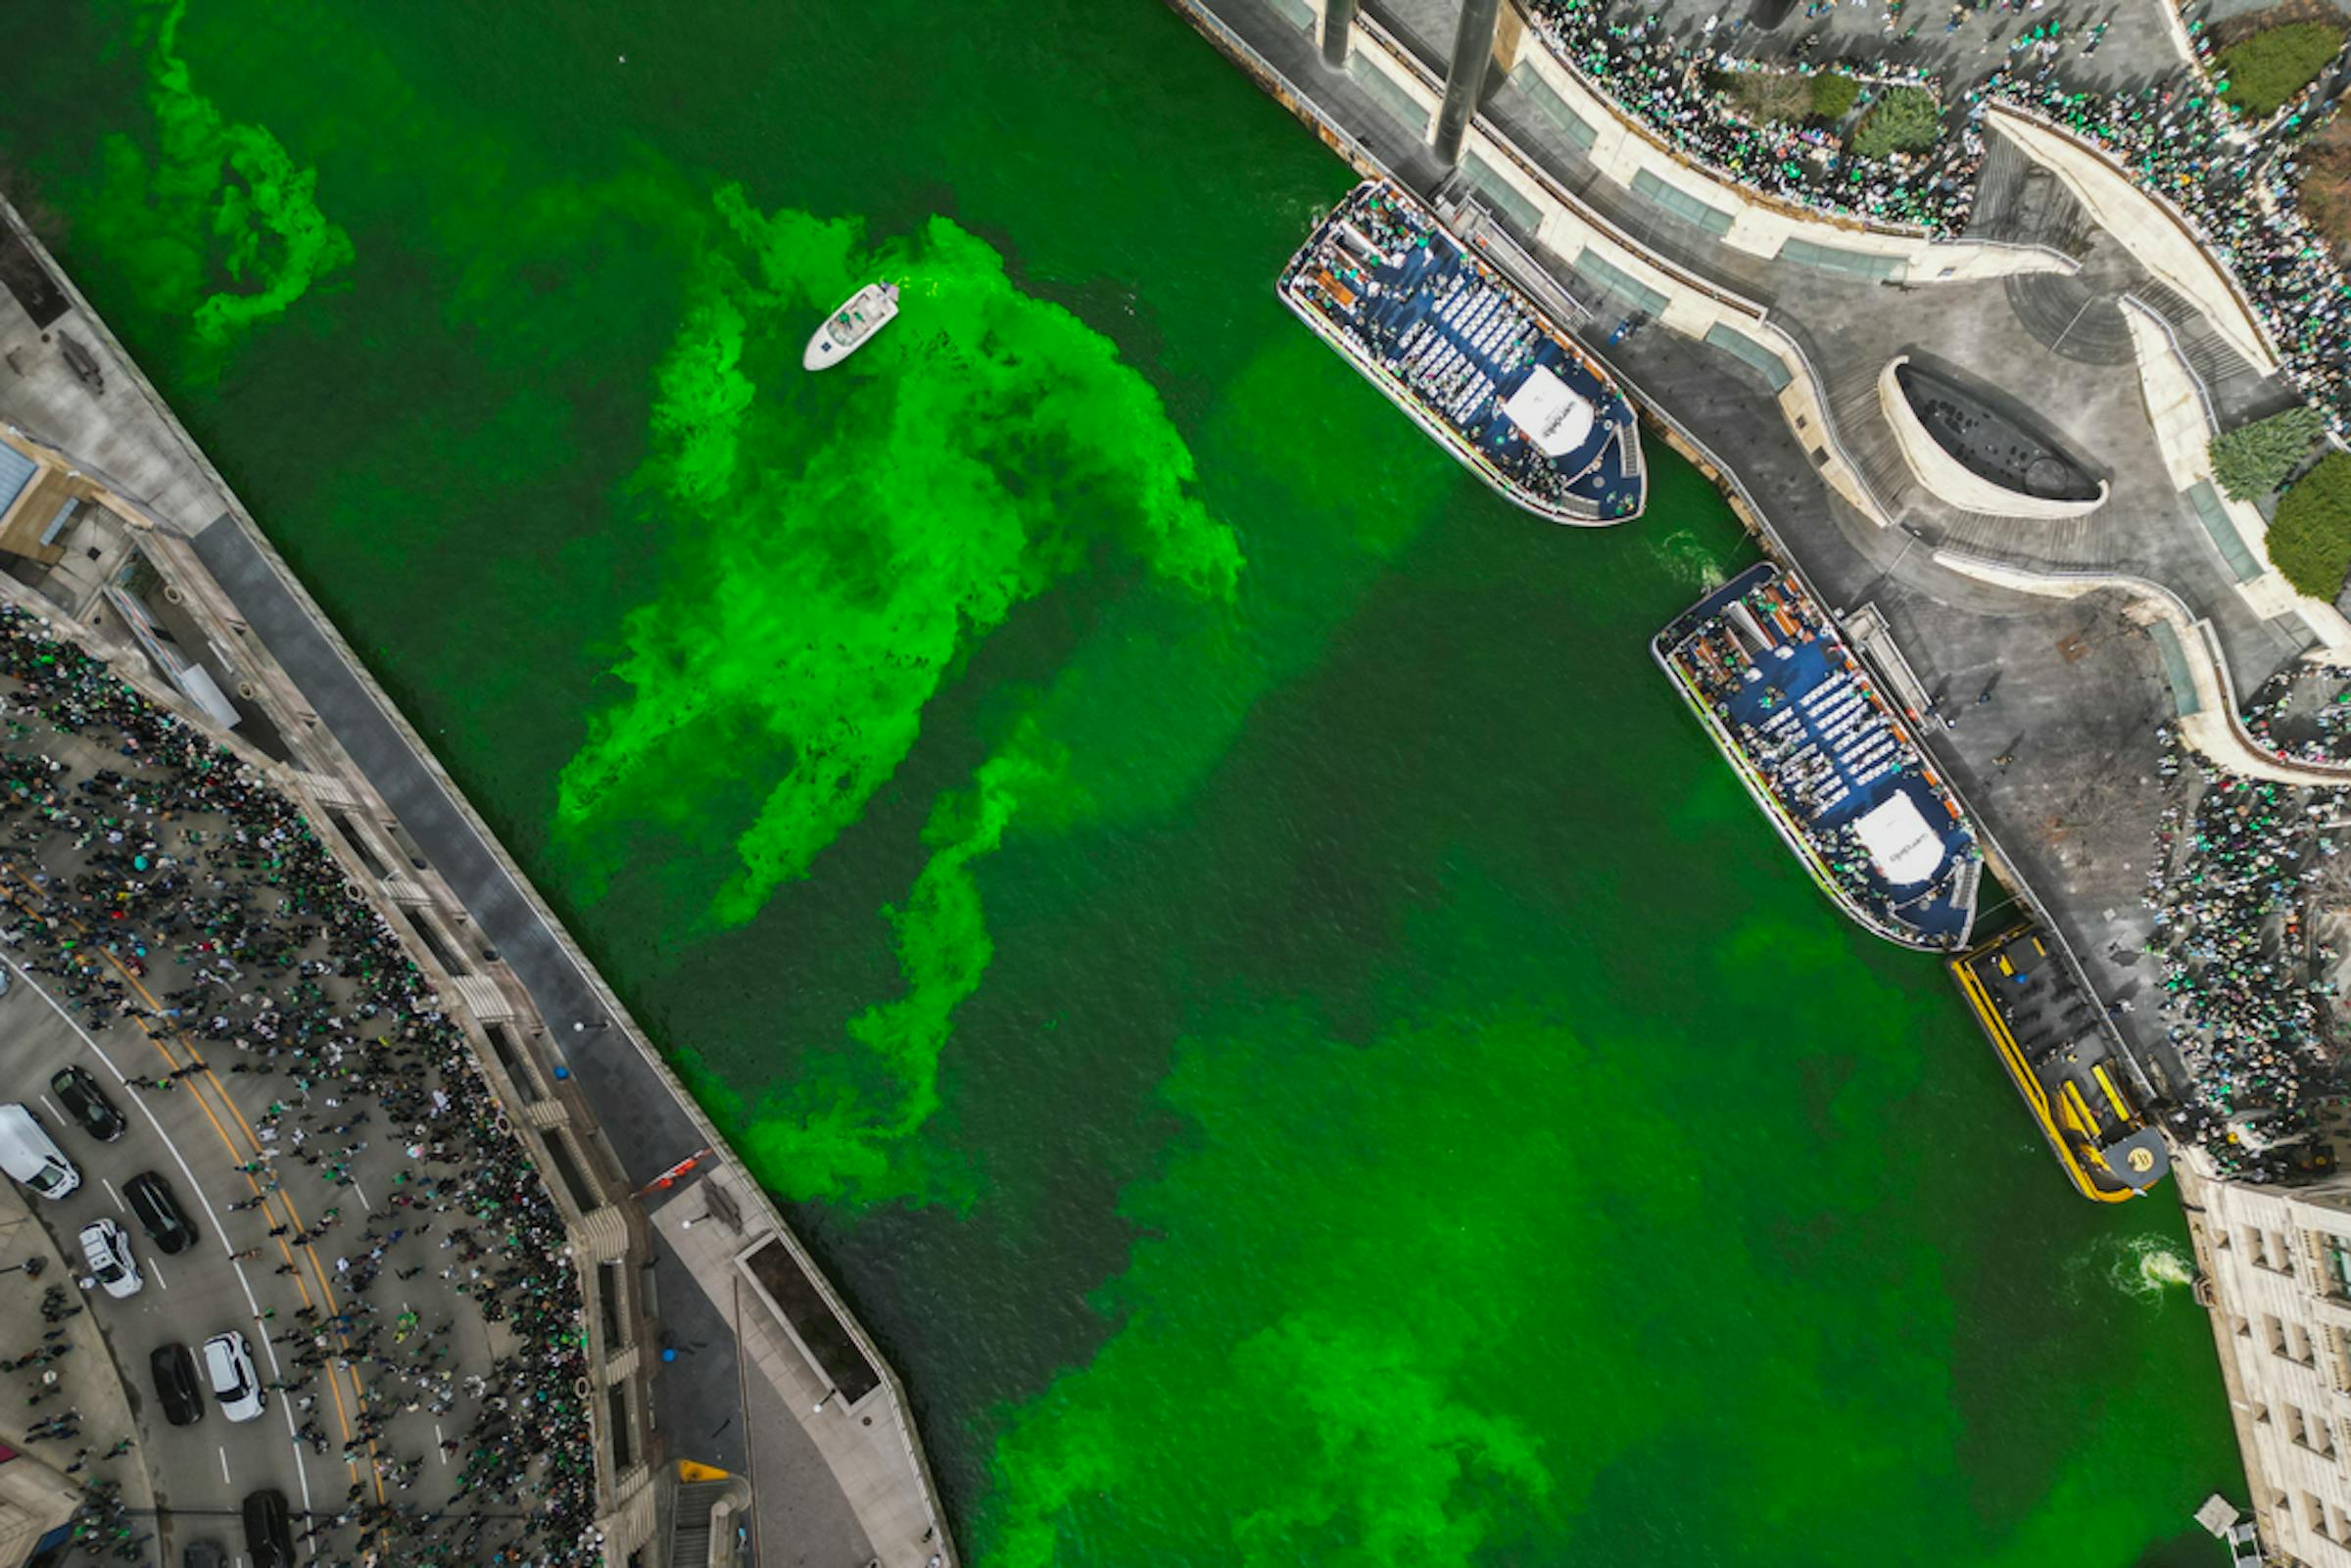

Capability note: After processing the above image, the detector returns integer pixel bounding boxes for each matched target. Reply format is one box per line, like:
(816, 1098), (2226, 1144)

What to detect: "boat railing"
(1277, 286), (1607, 524)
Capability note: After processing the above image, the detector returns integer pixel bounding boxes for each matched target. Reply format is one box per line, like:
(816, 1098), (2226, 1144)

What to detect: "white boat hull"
(804, 283), (899, 370)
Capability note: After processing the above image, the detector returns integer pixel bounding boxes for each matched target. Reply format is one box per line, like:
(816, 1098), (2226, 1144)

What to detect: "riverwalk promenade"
(0, 200), (955, 1568)
(1177, 0), (2351, 1549)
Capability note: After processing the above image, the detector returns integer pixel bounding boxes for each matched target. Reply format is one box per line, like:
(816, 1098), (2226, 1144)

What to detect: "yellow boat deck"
(1950, 925), (2168, 1202)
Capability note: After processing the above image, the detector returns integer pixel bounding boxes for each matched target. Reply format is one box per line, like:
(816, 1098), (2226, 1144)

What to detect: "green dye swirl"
(555, 188), (1239, 932)
(735, 716), (1087, 1204)
(559, 188), (1240, 1202)
(981, 1003), (1575, 1568)
(82, 0), (352, 357)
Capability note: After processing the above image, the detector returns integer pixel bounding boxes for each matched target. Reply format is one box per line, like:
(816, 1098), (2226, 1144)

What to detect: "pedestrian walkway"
(0, 609), (612, 1561)
(649, 1164), (947, 1568)
(0, 1174), (135, 1560)
(1932, 552), (2351, 786)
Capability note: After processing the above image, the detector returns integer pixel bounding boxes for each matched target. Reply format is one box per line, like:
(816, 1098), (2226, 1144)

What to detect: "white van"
(0, 1104), (77, 1200)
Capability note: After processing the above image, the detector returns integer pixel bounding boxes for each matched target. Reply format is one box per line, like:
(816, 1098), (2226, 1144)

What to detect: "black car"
(49, 1067), (123, 1143)
(124, 1171), (196, 1256)
(149, 1343), (202, 1427)
(241, 1489), (294, 1568)
(181, 1543), (225, 1568)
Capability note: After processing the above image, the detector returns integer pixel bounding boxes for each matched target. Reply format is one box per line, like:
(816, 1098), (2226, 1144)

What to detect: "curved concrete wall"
(2122, 299), (2351, 657)
(1491, 2), (2076, 280)
(1986, 109), (2280, 376)
(1934, 552), (2351, 785)
(1876, 356), (2107, 518)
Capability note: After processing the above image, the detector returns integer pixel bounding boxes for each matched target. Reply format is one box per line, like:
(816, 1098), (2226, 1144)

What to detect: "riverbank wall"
(0, 197), (958, 1568)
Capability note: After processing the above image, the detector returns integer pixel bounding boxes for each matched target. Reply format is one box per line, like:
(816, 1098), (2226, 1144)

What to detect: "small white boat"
(802, 282), (900, 371)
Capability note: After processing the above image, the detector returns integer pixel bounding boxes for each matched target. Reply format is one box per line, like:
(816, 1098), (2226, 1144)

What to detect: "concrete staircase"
(1923, 503), (2111, 572)
(667, 1481), (732, 1568)
(1816, 353), (2121, 571)
(1966, 135), (2093, 258)
(2132, 279), (2266, 391)
(1822, 357), (1918, 522)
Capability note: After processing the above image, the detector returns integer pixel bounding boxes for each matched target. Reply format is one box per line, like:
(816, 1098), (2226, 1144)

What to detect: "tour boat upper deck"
(1655, 561), (1982, 950)
(1278, 180), (1645, 525)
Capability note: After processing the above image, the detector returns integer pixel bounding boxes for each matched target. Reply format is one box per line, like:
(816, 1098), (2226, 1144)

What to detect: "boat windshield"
(826, 297), (874, 348)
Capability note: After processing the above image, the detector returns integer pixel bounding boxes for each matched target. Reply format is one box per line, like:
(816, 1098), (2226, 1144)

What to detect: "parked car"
(0, 1104), (76, 1199)
(77, 1217), (140, 1300)
(201, 1332), (263, 1423)
(49, 1067), (123, 1142)
(241, 1488), (294, 1568)
(149, 1343), (202, 1427)
(124, 1171), (196, 1256)
(181, 1544), (225, 1568)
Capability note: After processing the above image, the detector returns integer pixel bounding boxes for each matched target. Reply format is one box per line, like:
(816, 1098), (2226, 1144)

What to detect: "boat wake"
(1649, 527), (1730, 591)
(2072, 1233), (2195, 1304)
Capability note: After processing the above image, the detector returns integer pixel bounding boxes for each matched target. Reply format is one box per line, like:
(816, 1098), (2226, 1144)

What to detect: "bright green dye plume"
(554, 186), (1241, 933)
(557, 187), (1240, 1203)
(79, 0), (351, 358)
(735, 716), (1088, 1205)
(0, 3), (2250, 1562)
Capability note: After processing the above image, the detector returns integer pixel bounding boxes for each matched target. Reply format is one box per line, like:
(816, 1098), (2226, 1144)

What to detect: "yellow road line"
(1, 872), (386, 1498)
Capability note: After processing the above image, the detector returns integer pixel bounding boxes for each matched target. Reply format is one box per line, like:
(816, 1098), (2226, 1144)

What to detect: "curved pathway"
(1933, 551), (2351, 785)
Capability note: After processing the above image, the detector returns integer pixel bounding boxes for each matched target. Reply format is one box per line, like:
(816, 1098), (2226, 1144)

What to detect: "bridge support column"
(1431, 0), (1504, 166)
(1319, 0), (1358, 68)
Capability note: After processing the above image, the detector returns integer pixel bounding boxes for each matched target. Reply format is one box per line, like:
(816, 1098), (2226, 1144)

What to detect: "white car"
(76, 1217), (140, 1299)
(201, 1332), (264, 1423)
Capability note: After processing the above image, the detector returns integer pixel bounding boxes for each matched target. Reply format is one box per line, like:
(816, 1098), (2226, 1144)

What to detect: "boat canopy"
(1855, 790), (1943, 887)
(1500, 364), (1596, 457)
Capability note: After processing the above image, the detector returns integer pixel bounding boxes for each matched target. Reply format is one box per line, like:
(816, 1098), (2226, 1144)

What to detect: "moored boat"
(1951, 924), (2170, 1202)
(1654, 561), (1982, 949)
(1277, 180), (1645, 525)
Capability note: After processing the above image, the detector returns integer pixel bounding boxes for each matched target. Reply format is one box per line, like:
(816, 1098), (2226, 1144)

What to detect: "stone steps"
(2133, 279), (2266, 389)
(1823, 360), (1918, 521)
(667, 1481), (730, 1568)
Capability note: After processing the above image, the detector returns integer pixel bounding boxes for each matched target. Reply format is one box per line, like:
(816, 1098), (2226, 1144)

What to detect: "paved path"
(181, 515), (888, 1567)
(186, 516), (705, 1194)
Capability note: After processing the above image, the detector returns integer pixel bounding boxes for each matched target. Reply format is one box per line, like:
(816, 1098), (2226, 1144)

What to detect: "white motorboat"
(803, 282), (900, 370)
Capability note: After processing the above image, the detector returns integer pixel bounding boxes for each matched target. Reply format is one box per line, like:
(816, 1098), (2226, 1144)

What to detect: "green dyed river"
(2, 1), (2242, 1561)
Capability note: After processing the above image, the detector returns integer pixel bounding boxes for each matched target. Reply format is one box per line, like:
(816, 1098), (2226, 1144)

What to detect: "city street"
(0, 615), (605, 1566)
(0, 960), (333, 1555)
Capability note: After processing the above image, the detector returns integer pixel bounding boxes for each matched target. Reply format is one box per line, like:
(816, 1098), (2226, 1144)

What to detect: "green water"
(1, 1), (2243, 1561)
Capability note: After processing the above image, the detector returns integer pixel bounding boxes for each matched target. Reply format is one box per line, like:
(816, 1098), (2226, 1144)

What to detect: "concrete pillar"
(1319, 0), (1358, 68)
(1431, 0), (1504, 166)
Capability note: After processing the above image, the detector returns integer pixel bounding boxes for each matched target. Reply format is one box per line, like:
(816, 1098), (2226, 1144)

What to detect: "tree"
(1715, 69), (1815, 125)
(1751, 71), (1814, 124)
(2210, 404), (2327, 499)
(1849, 87), (1943, 160)
(2300, 118), (2351, 256)
(2270, 451), (2351, 600)
(1809, 71), (1860, 124)
(2217, 20), (2348, 119)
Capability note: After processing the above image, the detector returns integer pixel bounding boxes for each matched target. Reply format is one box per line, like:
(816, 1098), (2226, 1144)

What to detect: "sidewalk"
(0, 1174), (133, 1562)
(649, 1164), (949, 1568)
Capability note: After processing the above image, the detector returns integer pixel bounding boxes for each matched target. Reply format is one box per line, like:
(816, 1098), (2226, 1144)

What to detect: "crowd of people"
(1528, 0), (1977, 228)
(2143, 718), (2349, 1180)
(1524, 0), (2351, 432)
(0, 606), (607, 1566)
(2237, 661), (2351, 766)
